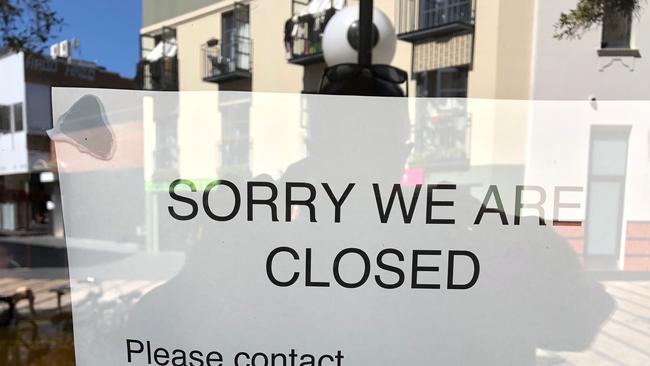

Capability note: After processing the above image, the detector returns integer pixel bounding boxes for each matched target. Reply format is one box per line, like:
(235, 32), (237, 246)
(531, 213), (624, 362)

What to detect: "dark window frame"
(601, 10), (633, 49)
(0, 105), (10, 133)
(13, 103), (24, 132)
(416, 66), (469, 98)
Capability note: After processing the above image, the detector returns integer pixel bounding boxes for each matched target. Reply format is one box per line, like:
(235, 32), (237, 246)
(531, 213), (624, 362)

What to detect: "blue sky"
(50, 0), (141, 78)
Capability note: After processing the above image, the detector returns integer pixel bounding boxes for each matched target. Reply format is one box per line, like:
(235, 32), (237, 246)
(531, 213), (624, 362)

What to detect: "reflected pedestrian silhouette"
(125, 94), (614, 365)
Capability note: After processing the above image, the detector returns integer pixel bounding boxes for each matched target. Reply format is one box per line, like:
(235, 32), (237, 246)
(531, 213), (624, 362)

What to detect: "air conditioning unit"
(59, 40), (69, 58)
(50, 43), (59, 59)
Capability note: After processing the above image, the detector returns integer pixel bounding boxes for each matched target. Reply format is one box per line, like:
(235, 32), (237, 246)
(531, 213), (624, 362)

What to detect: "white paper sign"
(51, 88), (650, 365)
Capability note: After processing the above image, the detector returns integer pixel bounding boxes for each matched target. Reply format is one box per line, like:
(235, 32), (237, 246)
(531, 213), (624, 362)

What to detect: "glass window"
(13, 103), (24, 132)
(416, 67), (468, 97)
(438, 68), (468, 97)
(419, 0), (471, 29)
(0, 105), (10, 133)
(601, 10), (632, 49)
(222, 11), (235, 61)
(220, 4), (250, 73)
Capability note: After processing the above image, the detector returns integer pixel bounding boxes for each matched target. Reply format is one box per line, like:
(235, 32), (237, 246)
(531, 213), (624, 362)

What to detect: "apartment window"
(221, 3), (250, 72)
(0, 105), (10, 133)
(13, 103), (23, 132)
(222, 11), (236, 63)
(416, 67), (468, 97)
(601, 10), (632, 49)
(419, 0), (471, 29)
(0, 103), (24, 133)
(138, 27), (178, 91)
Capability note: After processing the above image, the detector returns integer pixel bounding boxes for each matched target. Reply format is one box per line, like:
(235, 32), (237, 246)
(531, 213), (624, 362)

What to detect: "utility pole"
(358, 0), (373, 66)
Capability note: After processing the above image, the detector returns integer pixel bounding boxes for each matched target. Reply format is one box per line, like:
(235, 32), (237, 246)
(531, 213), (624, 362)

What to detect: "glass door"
(221, 11), (235, 73)
(585, 126), (631, 269)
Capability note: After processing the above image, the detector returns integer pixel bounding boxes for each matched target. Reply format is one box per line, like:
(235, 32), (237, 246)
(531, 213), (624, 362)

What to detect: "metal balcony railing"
(287, 18), (326, 64)
(397, 0), (473, 42)
(286, 0), (344, 65)
(138, 57), (178, 91)
(137, 27), (179, 91)
(202, 36), (252, 83)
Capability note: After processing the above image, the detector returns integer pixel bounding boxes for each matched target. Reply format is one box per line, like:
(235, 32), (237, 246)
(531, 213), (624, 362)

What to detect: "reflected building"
(137, 0), (650, 271)
(53, 91), (647, 366)
(0, 49), (133, 264)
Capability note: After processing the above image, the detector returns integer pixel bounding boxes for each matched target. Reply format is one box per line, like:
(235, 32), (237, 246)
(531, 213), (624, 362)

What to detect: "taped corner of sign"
(46, 124), (61, 140)
(48, 94), (117, 161)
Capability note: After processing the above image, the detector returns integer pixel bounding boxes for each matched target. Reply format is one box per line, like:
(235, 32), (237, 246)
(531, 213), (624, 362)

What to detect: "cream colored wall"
(141, 0), (237, 92)
(465, 0), (501, 166)
(176, 12), (221, 91)
(249, 1), (304, 93)
(466, 0), (535, 167)
(469, 0), (534, 99)
(467, 0), (498, 98)
(491, 0), (534, 165)
(374, 0), (415, 95)
(494, 0), (534, 99)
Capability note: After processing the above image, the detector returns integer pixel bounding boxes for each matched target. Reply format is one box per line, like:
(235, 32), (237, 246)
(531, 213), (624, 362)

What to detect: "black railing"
(397, 0), (473, 41)
(287, 17), (326, 64)
(137, 57), (178, 91)
(137, 27), (178, 91)
(202, 36), (252, 82)
(286, 0), (342, 65)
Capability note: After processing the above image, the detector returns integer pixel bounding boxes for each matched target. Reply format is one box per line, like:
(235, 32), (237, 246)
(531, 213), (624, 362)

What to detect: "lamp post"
(358, 0), (373, 67)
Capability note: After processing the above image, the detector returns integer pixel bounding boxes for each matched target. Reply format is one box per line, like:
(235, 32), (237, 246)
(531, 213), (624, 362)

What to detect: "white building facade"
(526, 0), (650, 271)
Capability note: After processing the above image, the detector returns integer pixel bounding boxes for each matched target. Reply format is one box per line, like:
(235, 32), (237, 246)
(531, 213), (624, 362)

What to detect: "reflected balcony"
(137, 27), (179, 91)
(285, 0), (345, 65)
(202, 36), (252, 83)
(397, 0), (474, 43)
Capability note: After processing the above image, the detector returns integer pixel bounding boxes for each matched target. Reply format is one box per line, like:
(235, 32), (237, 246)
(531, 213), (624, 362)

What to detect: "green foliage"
(0, 0), (63, 52)
(554, 0), (640, 39)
